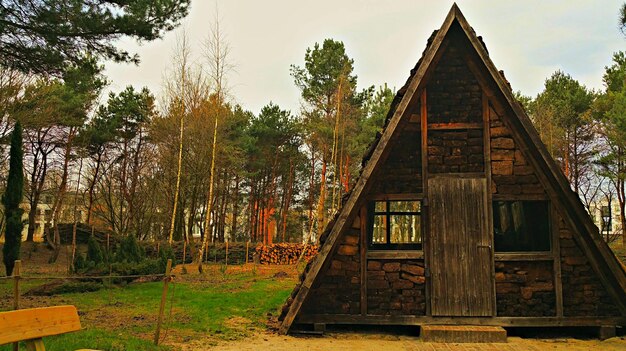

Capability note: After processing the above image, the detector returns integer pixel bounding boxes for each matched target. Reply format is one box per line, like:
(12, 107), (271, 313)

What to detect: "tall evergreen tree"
(0, 0), (190, 75)
(2, 121), (24, 276)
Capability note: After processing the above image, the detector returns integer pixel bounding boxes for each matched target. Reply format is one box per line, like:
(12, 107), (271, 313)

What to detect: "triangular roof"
(278, 3), (626, 334)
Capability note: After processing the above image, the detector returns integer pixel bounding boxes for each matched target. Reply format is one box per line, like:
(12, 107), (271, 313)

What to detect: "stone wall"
(559, 217), (620, 317)
(371, 128), (422, 195)
(300, 228), (361, 315)
(428, 129), (484, 173)
(495, 261), (556, 317)
(367, 260), (426, 315)
(489, 108), (544, 196)
(426, 44), (482, 124)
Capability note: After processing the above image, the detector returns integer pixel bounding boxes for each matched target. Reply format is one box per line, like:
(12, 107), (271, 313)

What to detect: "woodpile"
(256, 243), (318, 265)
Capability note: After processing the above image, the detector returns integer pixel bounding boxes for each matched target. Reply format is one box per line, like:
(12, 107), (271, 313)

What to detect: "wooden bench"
(0, 305), (99, 351)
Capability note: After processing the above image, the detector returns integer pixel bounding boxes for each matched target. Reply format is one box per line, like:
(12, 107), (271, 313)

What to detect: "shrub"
(86, 236), (104, 265)
(50, 281), (104, 294)
(110, 260), (160, 277)
(158, 244), (176, 273)
(115, 235), (144, 263)
(73, 252), (86, 272)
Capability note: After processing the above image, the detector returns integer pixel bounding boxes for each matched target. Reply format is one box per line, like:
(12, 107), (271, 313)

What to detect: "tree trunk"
(71, 158), (83, 271)
(49, 129), (75, 263)
(197, 112), (219, 272)
(231, 175), (240, 240)
(86, 150), (103, 225)
(315, 160), (327, 241)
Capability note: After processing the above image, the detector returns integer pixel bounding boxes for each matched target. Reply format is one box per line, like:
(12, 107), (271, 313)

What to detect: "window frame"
(368, 199), (423, 250)
(492, 199), (552, 253)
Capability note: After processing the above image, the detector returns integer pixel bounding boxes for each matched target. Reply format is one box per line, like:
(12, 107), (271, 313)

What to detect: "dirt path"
(190, 332), (626, 351)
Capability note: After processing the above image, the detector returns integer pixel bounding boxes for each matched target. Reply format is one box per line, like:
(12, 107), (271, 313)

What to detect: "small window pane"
(390, 214), (421, 244)
(374, 202), (386, 213)
(389, 201), (421, 213)
(493, 201), (550, 252)
(372, 215), (387, 243)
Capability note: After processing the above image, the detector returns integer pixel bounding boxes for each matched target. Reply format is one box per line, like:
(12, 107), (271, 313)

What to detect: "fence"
(1, 259), (173, 349)
(0, 241), (319, 349)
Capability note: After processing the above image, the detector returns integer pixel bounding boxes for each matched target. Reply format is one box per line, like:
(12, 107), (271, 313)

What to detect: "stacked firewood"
(255, 243), (318, 265)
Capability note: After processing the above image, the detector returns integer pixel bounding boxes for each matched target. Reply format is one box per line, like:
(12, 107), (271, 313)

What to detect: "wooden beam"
(421, 88), (432, 317)
(429, 172), (486, 179)
(367, 251), (424, 260)
(483, 92), (496, 317)
(494, 253), (554, 261)
(492, 194), (549, 201)
(428, 122), (483, 130)
(552, 204), (564, 318)
(360, 206), (367, 316)
(297, 313), (626, 327)
(369, 193), (424, 201)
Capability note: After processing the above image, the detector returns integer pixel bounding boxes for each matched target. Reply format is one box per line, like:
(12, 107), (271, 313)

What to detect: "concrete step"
(420, 325), (507, 343)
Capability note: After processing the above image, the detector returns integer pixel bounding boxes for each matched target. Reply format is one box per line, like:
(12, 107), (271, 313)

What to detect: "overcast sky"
(103, 0), (626, 115)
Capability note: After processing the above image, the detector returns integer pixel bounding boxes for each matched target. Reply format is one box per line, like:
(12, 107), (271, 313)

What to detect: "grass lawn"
(0, 263), (298, 351)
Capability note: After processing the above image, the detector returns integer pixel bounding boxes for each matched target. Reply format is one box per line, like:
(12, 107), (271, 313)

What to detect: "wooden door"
(428, 177), (493, 316)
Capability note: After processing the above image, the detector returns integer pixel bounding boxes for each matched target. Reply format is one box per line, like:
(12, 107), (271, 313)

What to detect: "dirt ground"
(198, 332), (626, 351)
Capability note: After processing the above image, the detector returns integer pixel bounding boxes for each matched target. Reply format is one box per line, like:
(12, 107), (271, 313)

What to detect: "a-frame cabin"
(279, 4), (626, 335)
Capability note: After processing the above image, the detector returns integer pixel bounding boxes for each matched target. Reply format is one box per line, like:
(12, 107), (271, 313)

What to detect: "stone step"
(420, 325), (507, 343)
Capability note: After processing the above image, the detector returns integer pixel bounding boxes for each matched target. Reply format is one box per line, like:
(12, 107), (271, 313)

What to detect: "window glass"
(372, 215), (387, 243)
(389, 201), (420, 213)
(375, 202), (386, 212)
(390, 214), (421, 243)
(493, 201), (550, 252)
(369, 200), (422, 249)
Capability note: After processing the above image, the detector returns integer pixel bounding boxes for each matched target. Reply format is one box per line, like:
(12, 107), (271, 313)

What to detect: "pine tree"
(2, 121), (24, 276)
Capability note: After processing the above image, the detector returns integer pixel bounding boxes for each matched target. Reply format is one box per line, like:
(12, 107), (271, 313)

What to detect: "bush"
(73, 252), (86, 272)
(115, 235), (144, 263)
(110, 260), (160, 276)
(50, 281), (104, 294)
(86, 236), (104, 265)
(158, 244), (176, 273)
(27, 280), (104, 296)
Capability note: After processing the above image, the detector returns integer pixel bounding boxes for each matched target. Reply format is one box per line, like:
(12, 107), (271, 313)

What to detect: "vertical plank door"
(428, 176), (493, 316)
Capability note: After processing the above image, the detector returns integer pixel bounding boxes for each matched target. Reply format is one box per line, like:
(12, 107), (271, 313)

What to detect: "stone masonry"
(495, 261), (556, 317)
(367, 260), (426, 315)
(558, 216), (620, 317)
(300, 228), (361, 315)
(426, 43), (482, 125)
(489, 108), (544, 196)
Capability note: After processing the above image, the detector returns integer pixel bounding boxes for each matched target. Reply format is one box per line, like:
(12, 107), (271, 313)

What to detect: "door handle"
(477, 244), (492, 250)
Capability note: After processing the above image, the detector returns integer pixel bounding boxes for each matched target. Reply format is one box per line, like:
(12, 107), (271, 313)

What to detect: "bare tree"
(198, 8), (233, 272)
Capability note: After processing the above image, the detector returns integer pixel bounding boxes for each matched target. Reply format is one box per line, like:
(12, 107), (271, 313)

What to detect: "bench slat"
(0, 306), (82, 345)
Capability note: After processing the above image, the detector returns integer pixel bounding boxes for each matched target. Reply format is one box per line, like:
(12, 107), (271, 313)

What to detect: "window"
(493, 201), (550, 252)
(369, 200), (422, 250)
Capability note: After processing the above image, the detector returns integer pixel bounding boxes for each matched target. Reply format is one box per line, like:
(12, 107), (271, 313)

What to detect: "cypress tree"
(3, 122), (24, 276)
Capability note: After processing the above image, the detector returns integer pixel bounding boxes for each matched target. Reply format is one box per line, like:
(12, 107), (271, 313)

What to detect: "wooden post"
(13, 260), (21, 351)
(106, 232), (110, 253)
(245, 241), (249, 264)
(182, 240), (187, 271)
(225, 241), (229, 266)
(154, 259), (172, 345)
(13, 260), (21, 310)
